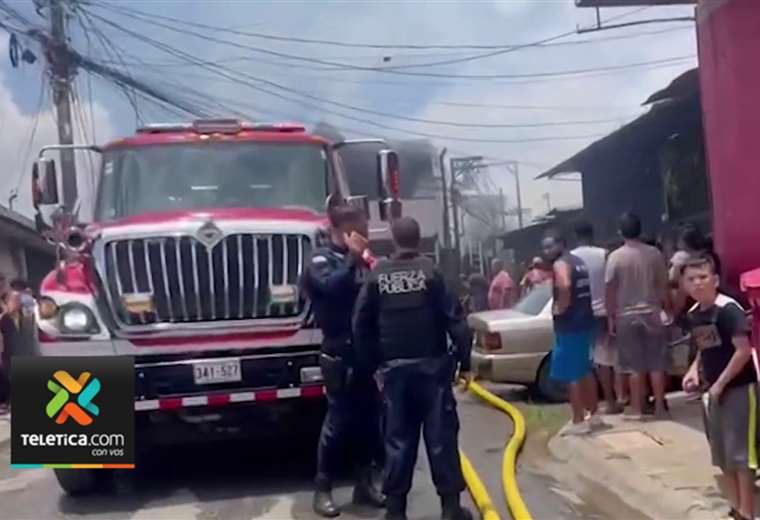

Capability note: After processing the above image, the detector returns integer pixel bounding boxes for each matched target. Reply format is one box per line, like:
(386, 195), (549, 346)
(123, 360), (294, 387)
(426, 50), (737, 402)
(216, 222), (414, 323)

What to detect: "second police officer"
(353, 217), (473, 520)
(302, 205), (385, 518)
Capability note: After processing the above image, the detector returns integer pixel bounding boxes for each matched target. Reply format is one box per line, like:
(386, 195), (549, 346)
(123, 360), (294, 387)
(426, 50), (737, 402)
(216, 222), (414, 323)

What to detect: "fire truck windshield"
(94, 141), (329, 220)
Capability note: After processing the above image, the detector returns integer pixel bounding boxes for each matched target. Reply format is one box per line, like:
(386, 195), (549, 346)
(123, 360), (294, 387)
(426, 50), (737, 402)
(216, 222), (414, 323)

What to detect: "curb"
(0, 417), (11, 451)
(548, 428), (720, 520)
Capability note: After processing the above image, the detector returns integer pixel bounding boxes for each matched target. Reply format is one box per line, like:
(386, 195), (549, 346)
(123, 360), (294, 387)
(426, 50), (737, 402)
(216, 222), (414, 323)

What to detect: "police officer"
(302, 205), (385, 518)
(353, 217), (473, 520)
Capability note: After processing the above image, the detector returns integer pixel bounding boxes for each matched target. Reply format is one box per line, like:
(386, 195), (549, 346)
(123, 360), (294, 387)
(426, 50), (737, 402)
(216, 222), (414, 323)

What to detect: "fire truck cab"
(30, 119), (401, 494)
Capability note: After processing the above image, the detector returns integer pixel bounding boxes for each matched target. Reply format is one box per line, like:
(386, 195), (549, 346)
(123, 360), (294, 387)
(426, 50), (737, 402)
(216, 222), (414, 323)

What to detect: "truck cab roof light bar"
(137, 120), (306, 135)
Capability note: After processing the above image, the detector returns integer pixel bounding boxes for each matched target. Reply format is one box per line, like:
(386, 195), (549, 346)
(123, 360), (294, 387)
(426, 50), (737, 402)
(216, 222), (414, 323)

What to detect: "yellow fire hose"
(460, 449), (500, 520)
(460, 380), (533, 520)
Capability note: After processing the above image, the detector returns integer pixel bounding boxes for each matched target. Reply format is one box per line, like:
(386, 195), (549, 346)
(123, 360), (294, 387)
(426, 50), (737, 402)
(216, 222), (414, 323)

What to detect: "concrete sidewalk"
(0, 414), (9, 448)
(549, 393), (732, 519)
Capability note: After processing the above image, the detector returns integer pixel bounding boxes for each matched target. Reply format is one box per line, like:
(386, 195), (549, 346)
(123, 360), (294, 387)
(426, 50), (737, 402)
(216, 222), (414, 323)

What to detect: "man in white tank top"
(572, 221), (621, 415)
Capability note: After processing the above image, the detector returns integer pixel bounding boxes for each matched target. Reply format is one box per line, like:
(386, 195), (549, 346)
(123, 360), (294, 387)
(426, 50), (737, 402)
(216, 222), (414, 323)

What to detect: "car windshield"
(95, 141), (329, 220)
(513, 283), (552, 316)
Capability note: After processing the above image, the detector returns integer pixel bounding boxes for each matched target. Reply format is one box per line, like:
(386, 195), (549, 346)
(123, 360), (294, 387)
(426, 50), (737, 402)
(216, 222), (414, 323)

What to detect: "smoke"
(312, 122), (437, 200)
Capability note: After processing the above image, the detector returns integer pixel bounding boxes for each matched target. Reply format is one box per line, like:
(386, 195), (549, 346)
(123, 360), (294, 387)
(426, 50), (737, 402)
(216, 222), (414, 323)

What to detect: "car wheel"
(535, 354), (568, 403)
(53, 468), (99, 496)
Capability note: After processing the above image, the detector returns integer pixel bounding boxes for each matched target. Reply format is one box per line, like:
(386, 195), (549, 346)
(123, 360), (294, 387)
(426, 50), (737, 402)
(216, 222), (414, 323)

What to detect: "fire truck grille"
(102, 234), (311, 326)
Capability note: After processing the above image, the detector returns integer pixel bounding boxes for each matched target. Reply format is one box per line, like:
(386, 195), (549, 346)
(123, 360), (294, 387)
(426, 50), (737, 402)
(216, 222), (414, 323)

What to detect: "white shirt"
(572, 245), (607, 317)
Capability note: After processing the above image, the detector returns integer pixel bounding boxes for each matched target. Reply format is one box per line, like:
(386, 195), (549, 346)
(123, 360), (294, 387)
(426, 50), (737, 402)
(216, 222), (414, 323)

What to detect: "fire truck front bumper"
(38, 338), (327, 443)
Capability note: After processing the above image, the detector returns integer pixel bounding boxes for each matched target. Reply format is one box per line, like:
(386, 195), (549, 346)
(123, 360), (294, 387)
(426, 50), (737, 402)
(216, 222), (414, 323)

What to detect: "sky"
(0, 0), (697, 222)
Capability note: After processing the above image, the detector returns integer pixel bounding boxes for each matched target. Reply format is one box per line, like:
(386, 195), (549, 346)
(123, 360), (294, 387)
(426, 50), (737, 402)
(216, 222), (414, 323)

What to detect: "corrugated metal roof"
(536, 68), (699, 180)
(0, 205), (35, 230)
(0, 205), (53, 252)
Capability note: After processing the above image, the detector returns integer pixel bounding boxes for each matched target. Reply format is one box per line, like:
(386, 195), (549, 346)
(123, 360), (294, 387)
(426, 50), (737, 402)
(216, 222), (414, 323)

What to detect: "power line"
(87, 2), (693, 79)
(74, 8), (146, 125)
(89, 2), (661, 51)
(11, 74), (47, 200)
(89, 25), (690, 66)
(86, 2), (574, 72)
(71, 82), (98, 203)
(82, 13), (615, 144)
(96, 47), (696, 90)
(82, 9), (675, 135)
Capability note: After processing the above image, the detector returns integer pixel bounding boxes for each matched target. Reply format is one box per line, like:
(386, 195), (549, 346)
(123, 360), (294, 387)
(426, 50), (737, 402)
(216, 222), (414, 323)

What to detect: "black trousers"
(381, 356), (465, 499)
(315, 372), (382, 489)
(0, 356), (10, 404)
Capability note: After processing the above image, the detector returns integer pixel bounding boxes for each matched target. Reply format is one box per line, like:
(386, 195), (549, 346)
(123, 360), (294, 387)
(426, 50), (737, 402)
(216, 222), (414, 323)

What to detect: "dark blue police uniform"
(302, 242), (384, 511)
(352, 252), (472, 520)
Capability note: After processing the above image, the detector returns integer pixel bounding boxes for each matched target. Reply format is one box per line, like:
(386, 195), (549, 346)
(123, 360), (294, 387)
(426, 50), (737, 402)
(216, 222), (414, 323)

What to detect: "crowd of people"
(0, 277), (35, 415)
(299, 201), (750, 520)
(0, 205), (752, 519)
(455, 211), (754, 520)
(525, 212), (754, 520)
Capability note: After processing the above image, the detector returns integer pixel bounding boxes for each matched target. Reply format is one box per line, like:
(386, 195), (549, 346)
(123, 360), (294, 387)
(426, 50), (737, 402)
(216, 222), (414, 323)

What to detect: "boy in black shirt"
(681, 255), (756, 520)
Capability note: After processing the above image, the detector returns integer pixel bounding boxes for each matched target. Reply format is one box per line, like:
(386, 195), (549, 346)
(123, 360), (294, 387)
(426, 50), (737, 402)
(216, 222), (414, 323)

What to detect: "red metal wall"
(697, 0), (760, 289)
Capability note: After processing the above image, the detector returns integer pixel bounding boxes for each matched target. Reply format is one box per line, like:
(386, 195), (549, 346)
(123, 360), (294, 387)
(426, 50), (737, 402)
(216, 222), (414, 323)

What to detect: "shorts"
(703, 383), (759, 471)
(616, 312), (668, 373)
(550, 330), (593, 383)
(592, 317), (617, 368)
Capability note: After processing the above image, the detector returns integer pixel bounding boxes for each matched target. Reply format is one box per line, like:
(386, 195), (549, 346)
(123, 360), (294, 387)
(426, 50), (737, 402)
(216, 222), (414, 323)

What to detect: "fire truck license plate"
(193, 359), (241, 385)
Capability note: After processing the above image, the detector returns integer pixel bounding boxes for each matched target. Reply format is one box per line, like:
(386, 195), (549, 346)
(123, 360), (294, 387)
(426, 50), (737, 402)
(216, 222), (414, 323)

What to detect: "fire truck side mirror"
(345, 195), (370, 220)
(376, 149), (402, 221)
(32, 158), (59, 207)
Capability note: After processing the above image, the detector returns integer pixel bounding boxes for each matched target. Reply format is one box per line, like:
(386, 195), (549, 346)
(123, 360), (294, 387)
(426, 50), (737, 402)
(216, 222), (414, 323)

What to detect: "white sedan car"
(467, 284), (690, 402)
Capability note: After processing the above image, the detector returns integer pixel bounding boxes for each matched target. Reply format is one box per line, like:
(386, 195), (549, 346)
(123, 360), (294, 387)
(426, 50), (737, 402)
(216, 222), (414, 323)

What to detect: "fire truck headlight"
(59, 304), (98, 334)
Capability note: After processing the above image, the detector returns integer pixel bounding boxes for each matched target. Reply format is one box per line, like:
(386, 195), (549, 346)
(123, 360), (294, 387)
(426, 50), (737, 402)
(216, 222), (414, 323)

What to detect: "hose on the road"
(468, 381), (533, 520)
(460, 449), (501, 520)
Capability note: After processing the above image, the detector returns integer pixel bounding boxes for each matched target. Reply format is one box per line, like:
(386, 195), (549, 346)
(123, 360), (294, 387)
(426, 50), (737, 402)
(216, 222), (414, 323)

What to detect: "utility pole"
(449, 155), (484, 275)
(498, 188), (507, 229)
(450, 181), (461, 270)
(507, 161), (524, 229)
(438, 148), (451, 248)
(48, 0), (78, 211)
(542, 192), (552, 213)
(450, 156), (480, 270)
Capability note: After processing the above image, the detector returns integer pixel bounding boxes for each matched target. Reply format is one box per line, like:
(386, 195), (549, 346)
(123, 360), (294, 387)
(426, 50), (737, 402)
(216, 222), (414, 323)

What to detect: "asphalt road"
(0, 392), (626, 520)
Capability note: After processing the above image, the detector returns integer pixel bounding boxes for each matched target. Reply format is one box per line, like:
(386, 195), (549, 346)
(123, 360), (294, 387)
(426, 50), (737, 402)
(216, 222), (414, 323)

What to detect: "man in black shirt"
(681, 255), (756, 520)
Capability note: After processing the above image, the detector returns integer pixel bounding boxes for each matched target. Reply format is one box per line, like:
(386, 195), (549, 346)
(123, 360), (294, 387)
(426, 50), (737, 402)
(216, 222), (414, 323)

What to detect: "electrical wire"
(96, 47), (695, 92)
(91, 25), (691, 68)
(90, 2), (660, 51)
(81, 10), (660, 137)
(75, 8), (146, 125)
(86, 2), (574, 72)
(87, 2), (691, 79)
(11, 73), (46, 200)
(71, 82), (98, 203)
(84, 34), (612, 143)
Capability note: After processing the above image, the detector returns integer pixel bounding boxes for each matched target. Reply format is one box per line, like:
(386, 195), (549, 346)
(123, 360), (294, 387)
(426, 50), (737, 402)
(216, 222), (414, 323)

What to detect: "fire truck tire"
(53, 468), (98, 496)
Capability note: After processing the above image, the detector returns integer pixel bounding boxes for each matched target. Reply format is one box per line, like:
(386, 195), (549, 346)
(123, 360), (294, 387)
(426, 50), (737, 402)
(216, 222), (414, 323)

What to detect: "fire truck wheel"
(53, 468), (98, 496)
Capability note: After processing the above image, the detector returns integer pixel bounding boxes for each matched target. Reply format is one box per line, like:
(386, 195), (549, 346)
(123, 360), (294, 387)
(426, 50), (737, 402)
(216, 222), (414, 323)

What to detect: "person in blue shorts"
(542, 230), (601, 435)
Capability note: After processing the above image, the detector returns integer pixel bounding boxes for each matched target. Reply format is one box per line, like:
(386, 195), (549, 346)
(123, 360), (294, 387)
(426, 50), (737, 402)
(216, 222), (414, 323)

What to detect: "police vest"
(374, 256), (448, 362)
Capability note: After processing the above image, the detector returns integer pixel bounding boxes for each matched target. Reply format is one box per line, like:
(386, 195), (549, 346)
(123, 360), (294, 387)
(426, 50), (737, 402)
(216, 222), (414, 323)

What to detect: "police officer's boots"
(353, 467), (386, 508)
(313, 488), (340, 518)
(441, 494), (473, 520)
(385, 496), (407, 520)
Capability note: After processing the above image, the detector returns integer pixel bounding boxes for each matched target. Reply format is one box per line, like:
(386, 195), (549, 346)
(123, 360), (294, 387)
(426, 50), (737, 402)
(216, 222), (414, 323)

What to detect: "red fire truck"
(30, 119), (401, 494)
